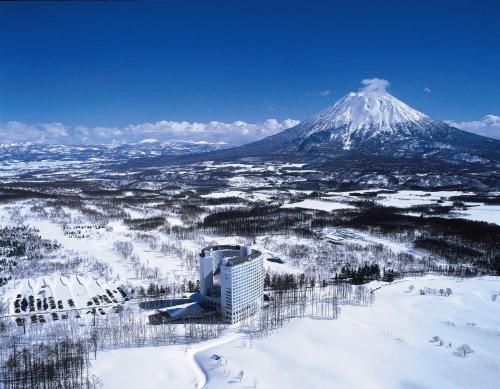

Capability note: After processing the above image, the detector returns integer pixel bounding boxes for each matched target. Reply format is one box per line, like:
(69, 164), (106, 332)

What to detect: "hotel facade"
(199, 245), (264, 324)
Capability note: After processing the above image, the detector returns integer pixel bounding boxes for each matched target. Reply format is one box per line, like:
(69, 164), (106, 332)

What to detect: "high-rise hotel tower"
(199, 245), (264, 324)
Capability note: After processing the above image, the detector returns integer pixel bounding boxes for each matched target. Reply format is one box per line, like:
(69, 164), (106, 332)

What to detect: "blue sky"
(1, 0), (499, 144)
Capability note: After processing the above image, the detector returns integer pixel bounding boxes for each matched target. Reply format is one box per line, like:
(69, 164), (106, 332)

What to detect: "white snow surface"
(282, 199), (355, 211)
(375, 190), (461, 208)
(93, 333), (240, 389)
(453, 203), (500, 225)
(92, 276), (500, 389)
(201, 190), (245, 199)
(197, 276), (500, 389)
(93, 346), (198, 388)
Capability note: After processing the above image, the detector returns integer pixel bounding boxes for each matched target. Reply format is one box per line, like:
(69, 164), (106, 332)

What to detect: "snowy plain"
(93, 276), (500, 389)
(282, 198), (355, 211)
(453, 203), (500, 225)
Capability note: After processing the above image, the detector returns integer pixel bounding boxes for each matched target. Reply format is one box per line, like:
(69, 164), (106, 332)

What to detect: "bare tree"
(455, 344), (474, 357)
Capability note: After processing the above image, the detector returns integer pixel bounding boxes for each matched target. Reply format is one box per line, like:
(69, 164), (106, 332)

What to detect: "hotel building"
(199, 245), (264, 324)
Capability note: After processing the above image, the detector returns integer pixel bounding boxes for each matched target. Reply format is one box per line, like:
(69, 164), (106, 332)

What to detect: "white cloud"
(0, 121), (70, 144)
(360, 78), (390, 94)
(424, 87), (432, 93)
(307, 89), (332, 97)
(0, 118), (300, 145)
(446, 115), (500, 139)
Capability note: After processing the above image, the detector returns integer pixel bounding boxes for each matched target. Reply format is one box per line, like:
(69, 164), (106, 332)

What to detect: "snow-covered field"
(282, 198), (355, 211)
(374, 190), (464, 208)
(454, 203), (500, 225)
(30, 219), (137, 281)
(322, 189), (500, 225)
(201, 190), (245, 199)
(92, 346), (199, 389)
(92, 276), (500, 389)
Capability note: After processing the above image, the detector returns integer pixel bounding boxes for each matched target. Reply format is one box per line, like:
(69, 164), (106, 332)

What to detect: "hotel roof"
(200, 245), (262, 267)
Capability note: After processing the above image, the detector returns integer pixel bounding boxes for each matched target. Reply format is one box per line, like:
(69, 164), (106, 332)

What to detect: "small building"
(266, 256), (284, 264)
(148, 301), (205, 325)
(200, 245), (264, 324)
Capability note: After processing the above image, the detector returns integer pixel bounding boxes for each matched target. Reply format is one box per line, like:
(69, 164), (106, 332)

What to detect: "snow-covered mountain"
(305, 90), (425, 133)
(0, 140), (229, 163)
(232, 89), (499, 164)
(122, 88), (499, 189)
(299, 89), (429, 150)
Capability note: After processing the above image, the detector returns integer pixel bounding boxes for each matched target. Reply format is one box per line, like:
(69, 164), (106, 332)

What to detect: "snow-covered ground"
(323, 189), (469, 209)
(201, 190), (245, 199)
(201, 189), (278, 204)
(374, 190), (466, 208)
(453, 203), (500, 225)
(282, 199), (355, 211)
(321, 189), (500, 225)
(91, 276), (500, 389)
(28, 218), (137, 281)
(2, 190), (499, 388)
(0, 202), (199, 282)
(197, 276), (500, 389)
(92, 346), (198, 389)
(93, 333), (241, 389)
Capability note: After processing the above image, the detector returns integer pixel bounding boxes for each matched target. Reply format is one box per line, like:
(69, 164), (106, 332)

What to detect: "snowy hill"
(0, 140), (229, 163)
